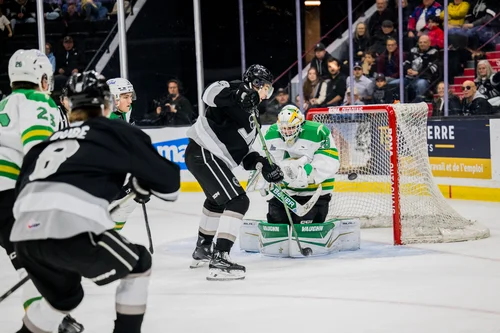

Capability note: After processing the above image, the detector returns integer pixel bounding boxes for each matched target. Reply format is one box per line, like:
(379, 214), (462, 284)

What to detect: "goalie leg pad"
(239, 219), (261, 253)
(258, 223), (290, 257)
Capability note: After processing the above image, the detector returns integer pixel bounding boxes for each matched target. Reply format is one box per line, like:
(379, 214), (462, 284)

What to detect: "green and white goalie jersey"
(0, 89), (60, 191)
(264, 120), (340, 196)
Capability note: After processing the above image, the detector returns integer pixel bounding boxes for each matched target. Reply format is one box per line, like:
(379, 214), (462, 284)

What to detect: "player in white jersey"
(105, 77), (142, 231)
(0, 49), (83, 333)
(264, 105), (340, 224)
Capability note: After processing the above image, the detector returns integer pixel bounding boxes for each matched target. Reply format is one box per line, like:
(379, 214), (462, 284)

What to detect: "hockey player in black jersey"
(10, 71), (181, 333)
(186, 64), (284, 280)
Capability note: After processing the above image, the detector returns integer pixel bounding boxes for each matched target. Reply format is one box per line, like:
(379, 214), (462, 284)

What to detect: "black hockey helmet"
(243, 64), (274, 97)
(65, 71), (112, 111)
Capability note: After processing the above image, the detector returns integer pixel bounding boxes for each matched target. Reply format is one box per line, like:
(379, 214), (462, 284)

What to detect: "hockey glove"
(256, 158), (284, 183)
(236, 84), (260, 112)
(129, 177), (151, 204)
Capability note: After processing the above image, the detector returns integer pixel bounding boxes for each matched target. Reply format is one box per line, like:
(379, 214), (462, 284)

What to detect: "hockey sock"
(17, 269), (43, 311)
(215, 212), (243, 252)
(22, 298), (66, 333)
(115, 269), (151, 332)
(113, 313), (144, 333)
(198, 207), (221, 242)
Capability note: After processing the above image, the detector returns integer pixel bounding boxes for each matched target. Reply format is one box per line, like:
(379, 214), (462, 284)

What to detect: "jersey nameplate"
(51, 125), (90, 141)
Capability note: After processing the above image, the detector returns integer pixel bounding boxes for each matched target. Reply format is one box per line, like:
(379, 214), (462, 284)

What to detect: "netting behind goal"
(308, 103), (489, 245)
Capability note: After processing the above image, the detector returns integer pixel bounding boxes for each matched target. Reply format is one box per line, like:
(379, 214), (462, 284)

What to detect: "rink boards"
(141, 119), (500, 202)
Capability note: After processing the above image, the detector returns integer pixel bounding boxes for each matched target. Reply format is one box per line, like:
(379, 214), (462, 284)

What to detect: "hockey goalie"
(240, 105), (360, 257)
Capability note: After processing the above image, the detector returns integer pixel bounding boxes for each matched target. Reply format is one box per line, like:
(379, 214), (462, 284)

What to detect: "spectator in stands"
(361, 49), (377, 79)
(81, 0), (108, 21)
(55, 36), (85, 89)
(372, 73), (399, 104)
(459, 80), (493, 115)
(407, 0), (442, 42)
(403, 35), (439, 102)
(302, 67), (328, 110)
(372, 20), (397, 55)
(310, 43), (332, 80)
(63, 1), (82, 22)
(262, 88), (292, 124)
(353, 22), (371, 63)
(0, 0), (6, 14)
(324, 57), (347, 107)
(439, 0), (470, 28)
(0, 7), (12, 60)
(8, 0), (36, 31)
(152, 79), (194, 125)
(345, 62), (374, 104)
(377, 38), (404, 83)
(368, 0), (395, 36)
(432, 81), (461, 116)
(43, 0), (61, 21)
(424, 15), (444, 49)
(449, 0), (500, 49)
(45, 42), (56, 73)
(344, 87), (364, 106)
(475, 60), (500, 106)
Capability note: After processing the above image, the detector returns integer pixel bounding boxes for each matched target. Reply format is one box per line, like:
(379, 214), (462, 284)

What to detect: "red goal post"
(305, 104), (489, 245)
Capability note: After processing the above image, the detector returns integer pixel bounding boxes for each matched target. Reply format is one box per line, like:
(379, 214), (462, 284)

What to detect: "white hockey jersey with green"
(264, 120), (340, 196)
(0, 89), (60, 191)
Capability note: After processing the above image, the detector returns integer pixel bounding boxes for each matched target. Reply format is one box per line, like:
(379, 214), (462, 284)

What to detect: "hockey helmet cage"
(243, 64), (274, 98)
(8, 49), (54, 92)
(66, 71), (112, 111)
(277, 105), (305, 144)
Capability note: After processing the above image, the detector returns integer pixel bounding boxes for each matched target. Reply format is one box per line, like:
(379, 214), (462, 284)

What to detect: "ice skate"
(189, 235), (213, 269)
(207, 250), (245, 281)
(58, 314), (84, 333)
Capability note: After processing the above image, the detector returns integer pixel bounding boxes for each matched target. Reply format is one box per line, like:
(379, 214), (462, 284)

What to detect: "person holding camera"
(152, 79), (195, 126)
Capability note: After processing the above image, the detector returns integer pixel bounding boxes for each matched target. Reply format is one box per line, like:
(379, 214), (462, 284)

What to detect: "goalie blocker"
(239, 219), (360, 257)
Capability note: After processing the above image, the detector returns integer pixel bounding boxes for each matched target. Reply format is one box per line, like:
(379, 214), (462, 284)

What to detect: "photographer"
(151, 79), (194, 126)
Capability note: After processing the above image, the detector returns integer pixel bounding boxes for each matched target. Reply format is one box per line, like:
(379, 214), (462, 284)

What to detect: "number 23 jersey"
(0, 89), (60, 191)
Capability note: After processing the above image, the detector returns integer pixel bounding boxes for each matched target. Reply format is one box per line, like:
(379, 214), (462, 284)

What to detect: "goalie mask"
(277, 105), (305, 144)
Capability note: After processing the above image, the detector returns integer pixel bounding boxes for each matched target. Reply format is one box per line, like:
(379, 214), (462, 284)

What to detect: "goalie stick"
(0, 192), (137, 304)
(252, 112), (314, 256)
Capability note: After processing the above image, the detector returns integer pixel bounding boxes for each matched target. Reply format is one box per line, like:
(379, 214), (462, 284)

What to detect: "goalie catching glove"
(281, 156), (313, 189)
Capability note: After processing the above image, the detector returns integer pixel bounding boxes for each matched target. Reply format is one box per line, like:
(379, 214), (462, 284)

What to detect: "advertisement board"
(427, 119), (491, 179)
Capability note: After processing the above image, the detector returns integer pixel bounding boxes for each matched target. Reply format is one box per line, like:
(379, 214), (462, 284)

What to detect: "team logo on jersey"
(232, 177), (241, 187)
(270, 144), (276, 151)
(152, 138), (189, 170)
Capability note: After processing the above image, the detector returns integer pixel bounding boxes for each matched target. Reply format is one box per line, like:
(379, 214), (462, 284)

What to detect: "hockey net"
(307, 103), (489, 245)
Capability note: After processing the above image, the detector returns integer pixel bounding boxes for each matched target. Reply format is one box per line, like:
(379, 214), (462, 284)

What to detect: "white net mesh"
(311, 103), (490, 244)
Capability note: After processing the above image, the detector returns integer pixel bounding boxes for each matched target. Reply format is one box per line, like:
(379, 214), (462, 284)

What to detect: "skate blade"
(189, 259), (209, 269)
(206, 268), (245, 281)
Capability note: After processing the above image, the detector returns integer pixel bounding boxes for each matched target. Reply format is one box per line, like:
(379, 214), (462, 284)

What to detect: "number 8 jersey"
(0, 89), (60, 191)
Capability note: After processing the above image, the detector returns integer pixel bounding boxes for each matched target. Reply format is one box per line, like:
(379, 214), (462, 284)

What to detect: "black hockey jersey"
(16, 116), (180, 203)
(186, 80), (259, 169)
(11, 117), (180, 241)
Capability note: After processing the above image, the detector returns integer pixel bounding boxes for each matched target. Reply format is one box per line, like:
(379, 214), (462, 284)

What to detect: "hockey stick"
(141, 203), (154, 254)
(252, 112), (313, 256)
(0, 192), (137, 304)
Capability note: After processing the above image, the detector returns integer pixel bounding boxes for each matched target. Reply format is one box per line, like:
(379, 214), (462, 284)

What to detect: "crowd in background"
(263, 0), (500, 124)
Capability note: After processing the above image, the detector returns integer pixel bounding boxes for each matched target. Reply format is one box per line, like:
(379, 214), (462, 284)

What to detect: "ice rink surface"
(1, 192), (499, 333)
